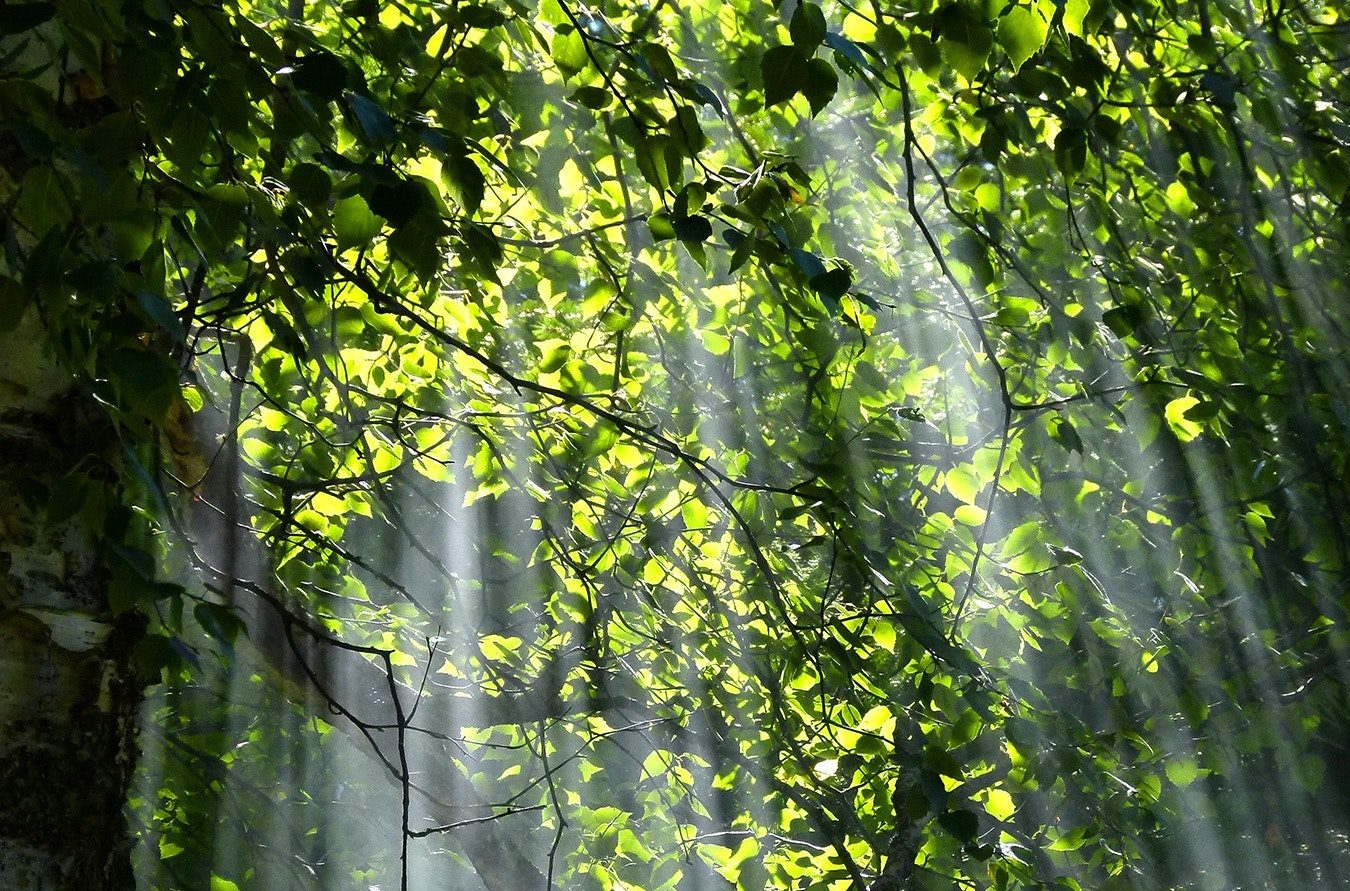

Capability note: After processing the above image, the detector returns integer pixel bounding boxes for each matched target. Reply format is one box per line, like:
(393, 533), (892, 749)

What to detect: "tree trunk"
(0, 312), (144, 890)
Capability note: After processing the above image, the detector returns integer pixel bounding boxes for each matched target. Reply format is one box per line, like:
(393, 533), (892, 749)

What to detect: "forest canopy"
(0, 0), (1347, 889)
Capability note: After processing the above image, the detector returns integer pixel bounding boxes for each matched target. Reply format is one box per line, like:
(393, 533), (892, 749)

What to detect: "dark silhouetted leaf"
(1102, 303), (1145, 337)
(1050, 416), (1084, 453)
(290, 51), (348, 100)
(569, 86), (612, 109)
(672, 215), (712, 243)
(0, 2), (55, 35)
(810, 267), (852, 299)
(789, 2), (827, 52)
(939, 808), (981, 843)
(761, 44), (807, 108)
(347, 93), (396, 145)
(801, 58), (838, 115)
(368, 179), (428, 227)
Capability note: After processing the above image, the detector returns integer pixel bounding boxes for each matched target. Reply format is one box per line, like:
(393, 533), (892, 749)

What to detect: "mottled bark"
(0, 313), (145, 889)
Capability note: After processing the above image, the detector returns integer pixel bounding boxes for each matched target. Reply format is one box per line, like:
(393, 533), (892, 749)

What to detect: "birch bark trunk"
(0, 312), (144, 889)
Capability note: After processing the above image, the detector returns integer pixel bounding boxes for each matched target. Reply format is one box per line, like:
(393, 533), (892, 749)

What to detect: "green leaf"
(1048, 827), (1091, 851)
(984, 789), (1016, 822)
(459, 4), (507, 28)
(909, 33), (943, 72)
(134, 634), (190, 680)
(1165, 758), (1200, 788)
(673, 182), (706, 218)
(332, 195), (383, 249)
(552, 29), (589, 76)
(825, 32), (868, 70)
(443, 152), (486, 215)
(1183, 399), (1222, 422)
(647, 211), (676, 241)
(639, 41), (680, 81)
(941, 37), (992, 80)
(108, 568), (143, 617)
(724, 228), (754, 273)
(997, 7), (1048, 72)
(1298, 755), (1326, 793)
(1200, 70), (1238, 110)
(935, 3), (994, 80)
(461, 223), (502, 274)
(134, 291), (186, 342)
(1049, 416), (1083, 453)
(761, 43), (836, 113)
(195, 602), (246, 649)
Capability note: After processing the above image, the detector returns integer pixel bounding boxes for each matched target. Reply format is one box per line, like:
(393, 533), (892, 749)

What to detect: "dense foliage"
(2, 0), (1347, 888)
